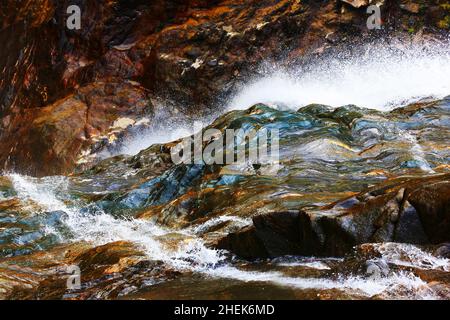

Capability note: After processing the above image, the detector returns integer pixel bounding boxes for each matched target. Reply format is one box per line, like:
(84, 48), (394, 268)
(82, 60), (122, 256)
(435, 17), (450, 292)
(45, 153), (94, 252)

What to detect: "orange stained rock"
(365, 169), (391, 177)
(435, 164), (450, 172)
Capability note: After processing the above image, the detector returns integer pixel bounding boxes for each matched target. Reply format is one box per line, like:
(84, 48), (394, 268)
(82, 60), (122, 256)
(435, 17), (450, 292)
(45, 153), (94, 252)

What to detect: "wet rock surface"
(217, 174), (450, 259)
(0, 97), (449, 299)
(1, 0), (450, 301)
(0, 81), (153, 176)
(1, 0), (449, 175)
(0, 241), (179, 300)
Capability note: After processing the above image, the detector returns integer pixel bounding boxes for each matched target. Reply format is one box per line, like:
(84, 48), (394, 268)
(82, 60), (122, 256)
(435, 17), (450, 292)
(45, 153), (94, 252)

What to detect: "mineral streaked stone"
(1, 0), (448, 176)
(400, 2), (421, 14)
(217, 174), (450, 259)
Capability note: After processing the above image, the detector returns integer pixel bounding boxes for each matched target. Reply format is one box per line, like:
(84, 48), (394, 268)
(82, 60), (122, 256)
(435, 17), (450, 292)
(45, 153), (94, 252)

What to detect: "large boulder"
(407, 181), (450, 244)
(216, 210), (320, 259)
(217, 174), (450, 259)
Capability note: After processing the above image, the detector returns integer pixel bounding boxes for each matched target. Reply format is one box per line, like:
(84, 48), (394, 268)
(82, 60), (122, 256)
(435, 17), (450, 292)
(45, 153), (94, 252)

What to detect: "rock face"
(0, 81), (152, 176)
(0, 98), (449, 299)
(1, 0), (449, 176)
(217, 174), (450, 259)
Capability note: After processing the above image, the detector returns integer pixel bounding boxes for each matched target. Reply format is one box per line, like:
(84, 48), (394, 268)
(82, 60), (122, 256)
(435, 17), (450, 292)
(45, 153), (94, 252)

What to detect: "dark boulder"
(217, 174), (450, 259)
(217, 210), (320, 259)
(434, 243), (450, 259)
(407, 181), (450, 244)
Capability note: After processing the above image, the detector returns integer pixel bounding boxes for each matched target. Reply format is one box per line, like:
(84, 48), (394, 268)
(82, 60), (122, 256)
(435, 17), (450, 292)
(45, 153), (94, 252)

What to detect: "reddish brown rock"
(0, 241), (179, 300)
(400, 2), (421, 14)
(1, 0), (449, 176)
(0, 81), (152, 176)
(340, 0), (372, 9)
(0, 0), (54, 30)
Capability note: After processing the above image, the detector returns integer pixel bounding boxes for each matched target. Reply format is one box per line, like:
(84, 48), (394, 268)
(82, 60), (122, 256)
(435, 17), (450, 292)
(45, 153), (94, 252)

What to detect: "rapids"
(3, 172), (449, 300)
(1, 41), (450, 300)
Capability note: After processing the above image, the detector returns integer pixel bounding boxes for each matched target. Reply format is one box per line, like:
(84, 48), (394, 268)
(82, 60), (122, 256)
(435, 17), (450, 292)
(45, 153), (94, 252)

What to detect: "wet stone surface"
(0, 98), (449, 299)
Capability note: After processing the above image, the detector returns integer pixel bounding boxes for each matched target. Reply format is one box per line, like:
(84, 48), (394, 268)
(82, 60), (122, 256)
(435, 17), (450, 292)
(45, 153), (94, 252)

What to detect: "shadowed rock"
(217, 174), (450, 259)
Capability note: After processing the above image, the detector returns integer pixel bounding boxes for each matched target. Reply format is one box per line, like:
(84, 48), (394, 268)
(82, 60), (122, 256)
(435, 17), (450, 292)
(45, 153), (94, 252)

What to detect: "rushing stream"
(3, 172), (448, 299)
(1, 41), (449, 300)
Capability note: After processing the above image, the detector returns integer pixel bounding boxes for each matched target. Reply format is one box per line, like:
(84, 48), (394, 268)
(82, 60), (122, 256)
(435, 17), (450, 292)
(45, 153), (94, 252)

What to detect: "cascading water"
(6, 173), (449, 300)
(114, 40), (450, 159)
(1, 40), (450, 300)
(228, 40), (450, 111)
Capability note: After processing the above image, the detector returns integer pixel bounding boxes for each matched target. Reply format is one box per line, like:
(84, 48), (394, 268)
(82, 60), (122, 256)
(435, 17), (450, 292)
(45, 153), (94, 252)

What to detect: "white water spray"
(229, 40), (450, 111)
(117, 40), (450, 158)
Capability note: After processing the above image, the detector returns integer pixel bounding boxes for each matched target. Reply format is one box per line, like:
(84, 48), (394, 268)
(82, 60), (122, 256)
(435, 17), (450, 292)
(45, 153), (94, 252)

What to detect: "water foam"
(228, 40), (450, 111)
(205, 266), (435, 299)
(118, 40), (450, 157)
(120, 125), (193, 156)
(375, 243), (450, 272)
(8, 173), (224, 270)
(399, 130), (435, 172)
(117, 103), (208, 156)
(7, 174), (443, 299)
(187, 216), (253, 235)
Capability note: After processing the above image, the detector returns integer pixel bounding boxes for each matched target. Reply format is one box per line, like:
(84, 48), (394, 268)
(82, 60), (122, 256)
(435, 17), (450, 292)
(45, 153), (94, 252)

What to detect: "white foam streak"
(120, 126), (193, 156)
(9, 174), (70, 212)
(205, 266), (434, 299)
(118, 103), (204, 156)
(399, 130), (435, 172)
(375, 243), (450, 272)
(8, 173), (224, 271)
(187, 216), (252, 235)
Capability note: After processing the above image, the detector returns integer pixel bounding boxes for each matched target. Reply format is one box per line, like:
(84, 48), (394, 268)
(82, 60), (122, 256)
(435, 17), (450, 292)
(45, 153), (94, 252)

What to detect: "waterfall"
(229, 40), (450, 111)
